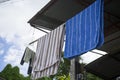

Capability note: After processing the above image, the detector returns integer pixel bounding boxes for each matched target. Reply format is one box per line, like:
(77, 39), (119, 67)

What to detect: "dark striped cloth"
(31, 25), (65, 79)
(20, 47), (35, 74)
(64, 0), (104, 59)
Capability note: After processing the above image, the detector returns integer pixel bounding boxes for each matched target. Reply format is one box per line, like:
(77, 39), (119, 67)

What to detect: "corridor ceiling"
(28, 0), (120, 79)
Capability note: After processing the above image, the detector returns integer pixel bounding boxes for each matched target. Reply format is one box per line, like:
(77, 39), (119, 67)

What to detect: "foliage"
(0, 60), (103, 80)
(0, 64), (30, 80)
(36, 76), (52, 80)
(55, 74), (70, 80)
(0, 55), (70, 80)
(57, 58), (70, 76)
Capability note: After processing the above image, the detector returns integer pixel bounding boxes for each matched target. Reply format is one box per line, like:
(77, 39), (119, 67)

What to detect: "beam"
(85, 66), (109, 79)
(104, 0), (114, 6)
(104, 14), (120, 29)
(105, 35), (120, 44)
(89, 51), (105, 56)
(75, 0), (95, 7)
(105, 11), (120, 20)
(28, 0), (58, 23)
(108, 54), (120, 63)
(75, 0), (88, 6)
(38, 15), (64, 26)
(104, 19), (120, 37)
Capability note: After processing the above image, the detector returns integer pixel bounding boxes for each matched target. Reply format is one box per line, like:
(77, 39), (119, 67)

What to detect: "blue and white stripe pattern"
(64, 0), (104, 59)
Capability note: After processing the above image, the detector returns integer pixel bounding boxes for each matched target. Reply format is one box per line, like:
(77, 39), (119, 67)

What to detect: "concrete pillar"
(70, 58), (75, 80)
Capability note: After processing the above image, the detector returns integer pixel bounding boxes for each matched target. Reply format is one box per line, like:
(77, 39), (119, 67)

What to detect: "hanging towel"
(20, 47), (35, 74)
(64, 0), (104, 59)
(31, 25), (65, 79)
(23, 47), (35, 63)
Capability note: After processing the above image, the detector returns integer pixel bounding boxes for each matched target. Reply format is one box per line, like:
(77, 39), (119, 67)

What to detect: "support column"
(70, 58), (75, 80)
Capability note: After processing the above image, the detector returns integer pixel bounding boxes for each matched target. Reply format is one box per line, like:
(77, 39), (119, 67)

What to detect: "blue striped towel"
(64, 0), (104, 59)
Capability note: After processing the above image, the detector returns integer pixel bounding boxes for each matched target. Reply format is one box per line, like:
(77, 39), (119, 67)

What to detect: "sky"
(0, 0), (107, 76)
(0, 0), (50, 76)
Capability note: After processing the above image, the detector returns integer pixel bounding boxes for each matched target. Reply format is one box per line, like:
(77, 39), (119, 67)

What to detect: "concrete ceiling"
(28, 0), (95, 30)
(28, 0), (120, 79)
(85, 1), (120, 79)
(85, 51), (120, 80)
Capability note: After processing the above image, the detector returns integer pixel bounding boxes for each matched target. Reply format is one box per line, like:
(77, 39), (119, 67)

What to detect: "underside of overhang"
(28, 0), (120, 79)
(28, 0), (95, 30)
(85, 51), (120, 80)
(28, 0), (120, 56)
(87, 1), (120, 79)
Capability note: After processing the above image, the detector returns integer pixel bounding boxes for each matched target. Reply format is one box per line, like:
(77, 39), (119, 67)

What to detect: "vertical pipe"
(70, 58), (75, 80)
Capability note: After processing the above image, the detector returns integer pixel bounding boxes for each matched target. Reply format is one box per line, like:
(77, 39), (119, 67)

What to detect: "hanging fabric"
(64, 0), (104, 59)
(31, 25), (65, 79)
(20, 47), (35, 74)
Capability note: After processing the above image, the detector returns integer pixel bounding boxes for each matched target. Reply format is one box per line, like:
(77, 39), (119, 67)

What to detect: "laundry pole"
(70, 58), (76, 80)
(70, 57), (85, 80)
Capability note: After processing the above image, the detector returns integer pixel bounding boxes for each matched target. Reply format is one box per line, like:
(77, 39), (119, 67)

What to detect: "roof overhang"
(28, 0), (95, 30)
(28, 0), (120, 56)
(85, 51), (120, 80)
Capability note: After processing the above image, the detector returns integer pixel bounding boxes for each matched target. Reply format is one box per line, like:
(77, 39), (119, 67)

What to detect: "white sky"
(0, 0), (50, 76)
(0, 0), (107, 76)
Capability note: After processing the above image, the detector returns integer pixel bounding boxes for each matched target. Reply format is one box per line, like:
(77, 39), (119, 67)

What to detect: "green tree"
(0, 64), (30, 80)
(0, 64), (12, 79)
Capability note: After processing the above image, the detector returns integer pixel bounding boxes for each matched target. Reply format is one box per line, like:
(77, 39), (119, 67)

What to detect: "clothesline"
(29, 36), (66, 45)
(29, 24), (65, 45)
(29, 38), (104, 56)
(29, 39), (38, 45)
